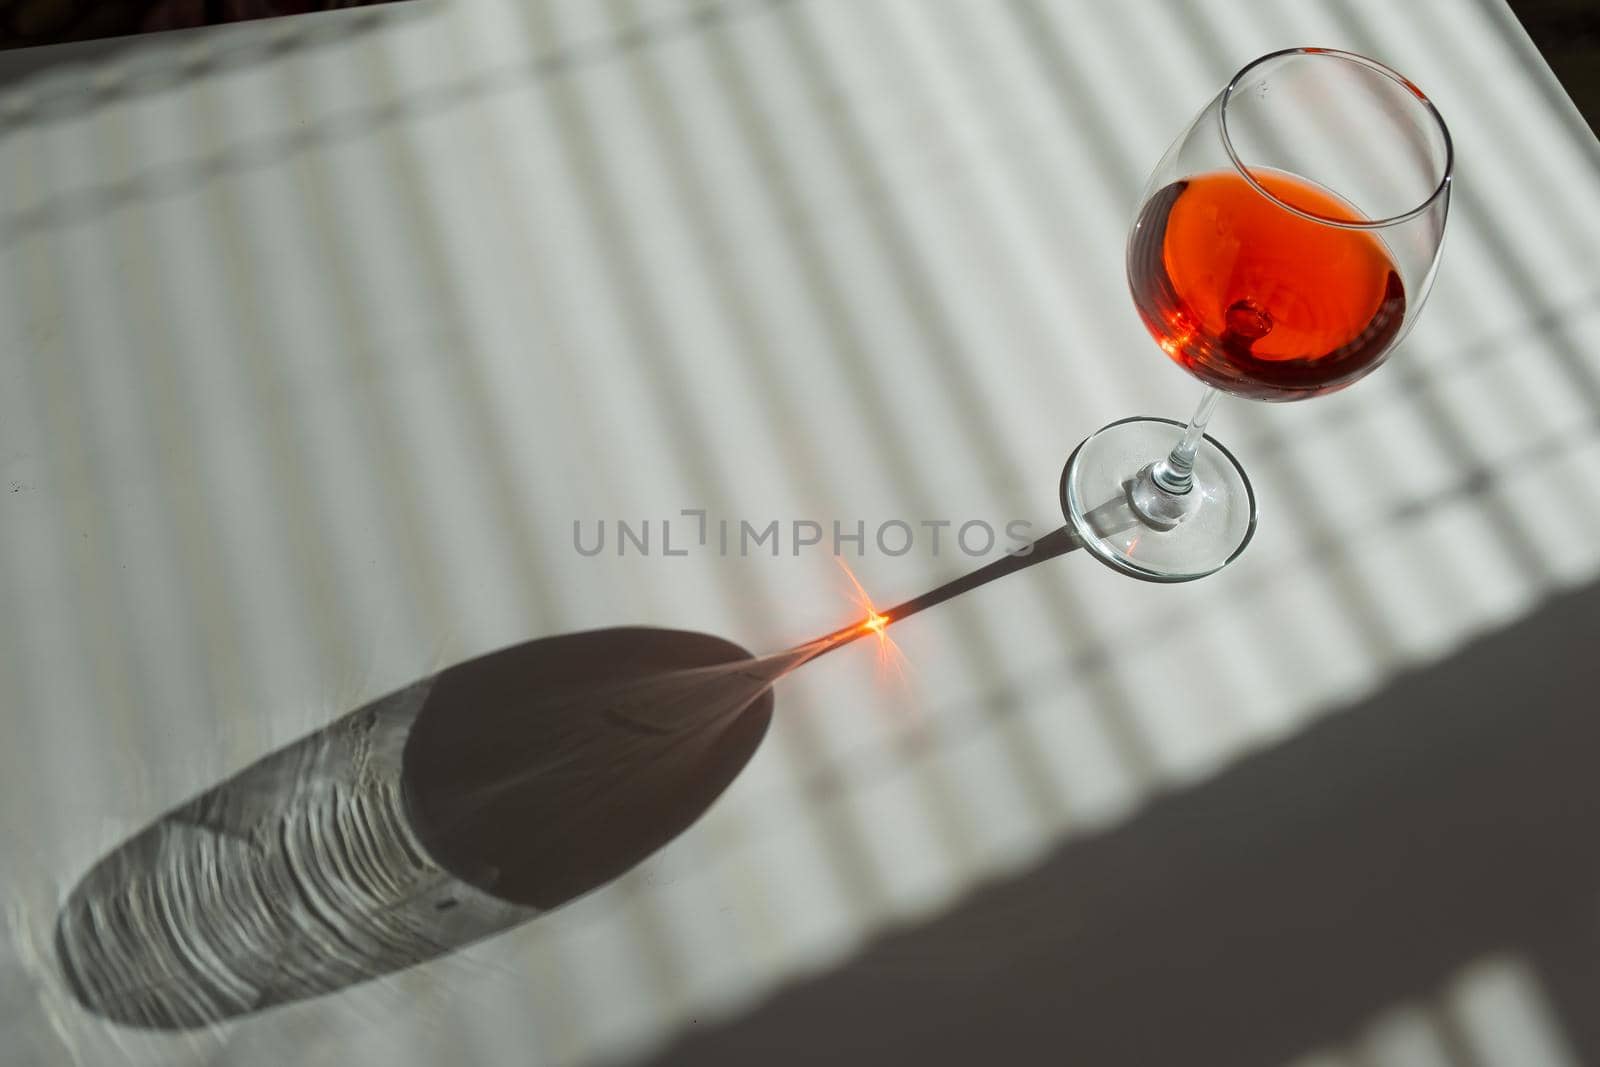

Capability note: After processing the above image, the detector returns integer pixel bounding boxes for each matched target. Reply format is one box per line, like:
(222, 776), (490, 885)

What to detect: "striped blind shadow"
(36, 0), (1598, 1041)
(50, 526), (1084, 1031)
(641, 571), (1600, 1067)
(686, 8), (1104, 876)
(0, 0), (790, 248)
(735, 0), (1167, 793)
(491, 0), (1132, 946)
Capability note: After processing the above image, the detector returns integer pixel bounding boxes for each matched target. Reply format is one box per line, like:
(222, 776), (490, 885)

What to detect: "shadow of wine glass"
(54, 626), (780, 1030)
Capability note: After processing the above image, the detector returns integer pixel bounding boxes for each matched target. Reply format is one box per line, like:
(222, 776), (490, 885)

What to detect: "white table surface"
(2, 1), (1598, 1064)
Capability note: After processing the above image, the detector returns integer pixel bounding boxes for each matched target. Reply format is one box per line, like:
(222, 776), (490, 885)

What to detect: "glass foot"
(1060, 415), (1257, 583)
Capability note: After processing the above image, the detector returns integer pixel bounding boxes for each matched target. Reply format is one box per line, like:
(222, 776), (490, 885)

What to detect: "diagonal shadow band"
(53, 524), (1085, 1030)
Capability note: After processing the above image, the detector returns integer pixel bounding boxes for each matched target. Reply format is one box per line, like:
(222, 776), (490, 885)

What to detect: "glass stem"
(1151, 387), (1221, 495)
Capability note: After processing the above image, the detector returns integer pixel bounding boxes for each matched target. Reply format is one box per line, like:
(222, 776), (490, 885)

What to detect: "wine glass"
(1061, 47), (1453, 582)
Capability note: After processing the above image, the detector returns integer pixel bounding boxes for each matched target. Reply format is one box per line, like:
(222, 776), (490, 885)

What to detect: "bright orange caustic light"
(834, 558), (908, 682)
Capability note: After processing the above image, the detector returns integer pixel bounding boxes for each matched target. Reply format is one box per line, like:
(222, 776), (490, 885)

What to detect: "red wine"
(1128, 169), (1406, 400)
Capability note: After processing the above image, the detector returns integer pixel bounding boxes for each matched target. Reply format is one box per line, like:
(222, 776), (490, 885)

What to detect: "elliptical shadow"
(54, 627), (776, 1030)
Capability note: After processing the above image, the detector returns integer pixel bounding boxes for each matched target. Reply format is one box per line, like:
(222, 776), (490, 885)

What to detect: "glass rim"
(1218, 46), (1455, 231)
